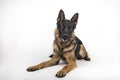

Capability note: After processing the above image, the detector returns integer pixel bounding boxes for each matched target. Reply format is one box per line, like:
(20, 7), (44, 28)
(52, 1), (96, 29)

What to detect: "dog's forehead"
(60, 20), (72, 25)
(65, 20), (71, 23)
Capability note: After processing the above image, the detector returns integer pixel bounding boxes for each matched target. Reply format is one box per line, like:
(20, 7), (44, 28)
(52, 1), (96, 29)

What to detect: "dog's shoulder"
(75, 36), (83, 45)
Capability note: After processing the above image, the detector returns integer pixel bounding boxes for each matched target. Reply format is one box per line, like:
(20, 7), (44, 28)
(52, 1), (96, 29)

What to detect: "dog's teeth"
(62, 39), (65, 41)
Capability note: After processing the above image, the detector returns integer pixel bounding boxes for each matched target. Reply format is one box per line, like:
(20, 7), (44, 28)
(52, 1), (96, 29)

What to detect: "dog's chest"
(54, 40), (76, 54)
(54, 41), (75, 52)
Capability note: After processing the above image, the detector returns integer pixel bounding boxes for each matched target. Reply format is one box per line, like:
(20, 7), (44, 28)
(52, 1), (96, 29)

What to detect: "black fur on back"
(75, 36), (83, 59)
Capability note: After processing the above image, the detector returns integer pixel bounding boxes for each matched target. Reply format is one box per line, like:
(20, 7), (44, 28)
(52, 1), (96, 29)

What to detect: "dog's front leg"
(27, 53), (60, 72)
(56, 53), (77, 78)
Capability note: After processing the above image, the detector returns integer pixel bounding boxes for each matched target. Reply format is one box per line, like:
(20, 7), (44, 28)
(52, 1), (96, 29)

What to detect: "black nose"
(63, 34), (69, 40)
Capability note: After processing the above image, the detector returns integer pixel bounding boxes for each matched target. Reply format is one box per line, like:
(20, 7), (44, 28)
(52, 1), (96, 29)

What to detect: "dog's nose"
(63, 34), (69, 40)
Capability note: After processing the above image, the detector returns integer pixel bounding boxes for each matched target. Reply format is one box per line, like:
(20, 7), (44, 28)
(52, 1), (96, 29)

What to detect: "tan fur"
(63, 40), (76, 53)
(79, 44), (90, 61)
(79, 45), (87, 58)
(27, 28), (90, 77)
(56, 50), (76, 77)
(27, 53), (60, 71)
(53, 42), (59, 53)
(55, 28), (61, 43)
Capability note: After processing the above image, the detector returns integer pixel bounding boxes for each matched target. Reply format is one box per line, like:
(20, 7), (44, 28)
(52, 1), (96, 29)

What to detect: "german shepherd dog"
(27, 10), (90, 78)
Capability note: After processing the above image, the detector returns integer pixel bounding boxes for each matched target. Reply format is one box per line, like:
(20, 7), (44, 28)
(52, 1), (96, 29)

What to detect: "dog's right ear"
(57, 10), (65, 21)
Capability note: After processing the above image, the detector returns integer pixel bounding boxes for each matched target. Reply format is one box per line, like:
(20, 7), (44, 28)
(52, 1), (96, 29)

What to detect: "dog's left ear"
(71, 13), (79, 25)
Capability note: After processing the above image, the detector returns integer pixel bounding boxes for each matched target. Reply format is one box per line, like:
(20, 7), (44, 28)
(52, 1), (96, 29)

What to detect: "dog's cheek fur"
(53, 42), (59, 53)
(55, 28), (61, 43)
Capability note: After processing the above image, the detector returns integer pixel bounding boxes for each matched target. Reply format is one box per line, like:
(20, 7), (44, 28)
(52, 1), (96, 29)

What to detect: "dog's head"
(56, 10), (79, 43)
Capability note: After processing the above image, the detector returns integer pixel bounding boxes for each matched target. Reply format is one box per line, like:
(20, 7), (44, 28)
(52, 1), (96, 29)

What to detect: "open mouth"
(61, 38), (69, 43)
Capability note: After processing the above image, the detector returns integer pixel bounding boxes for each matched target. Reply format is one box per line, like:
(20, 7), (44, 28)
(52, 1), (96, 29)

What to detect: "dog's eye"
(58, 24), (64, 30)
(57, 23), (62, 28)
(70, 26), (74, 31)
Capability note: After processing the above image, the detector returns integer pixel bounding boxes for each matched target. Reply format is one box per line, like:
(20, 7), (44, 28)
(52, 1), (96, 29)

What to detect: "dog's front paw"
(56, 70), (66, 78)
(26, 66), (39, 72)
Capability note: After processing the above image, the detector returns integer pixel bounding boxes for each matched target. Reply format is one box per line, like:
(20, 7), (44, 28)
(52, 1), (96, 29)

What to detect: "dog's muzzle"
(61, 34), (69, 43)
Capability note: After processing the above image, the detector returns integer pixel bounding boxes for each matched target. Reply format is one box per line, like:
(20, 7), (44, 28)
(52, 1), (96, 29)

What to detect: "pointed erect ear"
(57, 10), (65, 21)
(71, 13), (79, 25)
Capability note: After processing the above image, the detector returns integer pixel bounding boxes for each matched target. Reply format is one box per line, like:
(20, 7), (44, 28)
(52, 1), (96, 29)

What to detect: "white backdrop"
(0, 0), (120, 80)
